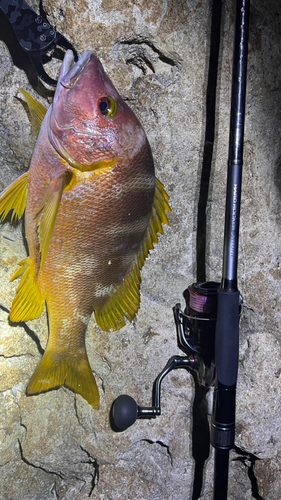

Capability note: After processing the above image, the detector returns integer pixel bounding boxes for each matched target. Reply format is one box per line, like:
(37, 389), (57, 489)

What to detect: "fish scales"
(39, 155), (154, 311)
(0, 50), (170, 408)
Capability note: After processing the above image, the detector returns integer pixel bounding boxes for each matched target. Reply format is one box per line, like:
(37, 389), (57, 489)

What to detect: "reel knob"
(112, 395), (138, 431)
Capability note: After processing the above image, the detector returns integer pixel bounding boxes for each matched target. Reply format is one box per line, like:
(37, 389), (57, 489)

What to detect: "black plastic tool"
(0, 0), (78, 86)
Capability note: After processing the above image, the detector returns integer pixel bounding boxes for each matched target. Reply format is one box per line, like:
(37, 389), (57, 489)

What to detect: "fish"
(0, 50), (170, 408)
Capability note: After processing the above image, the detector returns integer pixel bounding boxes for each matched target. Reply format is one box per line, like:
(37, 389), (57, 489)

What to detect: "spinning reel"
(112, 281), (219, 431)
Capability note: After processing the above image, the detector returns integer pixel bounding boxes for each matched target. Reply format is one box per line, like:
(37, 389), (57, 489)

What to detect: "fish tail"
(27, 347), (100, 409)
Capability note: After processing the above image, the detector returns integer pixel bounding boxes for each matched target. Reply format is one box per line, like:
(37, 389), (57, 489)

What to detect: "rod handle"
(215, 289), (240, 386)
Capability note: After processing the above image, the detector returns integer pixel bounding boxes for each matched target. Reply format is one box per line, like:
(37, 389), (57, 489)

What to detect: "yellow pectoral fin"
(95, 178), (171, 332)
(27, 347), (100, 409)
(0, 172), (29, 222)
(37, 171), (72, 268)
(9, 257), (45, 322)
(18, 89), (47, 138)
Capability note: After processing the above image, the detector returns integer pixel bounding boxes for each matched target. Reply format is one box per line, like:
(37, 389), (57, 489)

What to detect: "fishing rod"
(111, 0), (249, 498)
(211, 0), (249, 495)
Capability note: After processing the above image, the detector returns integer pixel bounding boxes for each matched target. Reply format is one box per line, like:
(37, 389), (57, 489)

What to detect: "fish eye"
(98, 97), (117, 117)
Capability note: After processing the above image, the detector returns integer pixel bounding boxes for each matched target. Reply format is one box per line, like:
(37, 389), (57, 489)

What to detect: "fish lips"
(59, 50), (93, 90)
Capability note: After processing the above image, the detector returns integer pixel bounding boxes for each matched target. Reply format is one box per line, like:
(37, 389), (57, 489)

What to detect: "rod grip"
(215, 289), (240, 386)
(211, 289), (240, 450)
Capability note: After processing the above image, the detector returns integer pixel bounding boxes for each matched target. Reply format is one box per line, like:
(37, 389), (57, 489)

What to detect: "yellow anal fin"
(9, 257), (45, 322)
(10, 257), (29, 282)
(18, 89), (47, 137)
(37, 171), (72, 268)
(0, 172), (29, 222)
(27, 348), (100, 409)
(94, 177), (171, 332)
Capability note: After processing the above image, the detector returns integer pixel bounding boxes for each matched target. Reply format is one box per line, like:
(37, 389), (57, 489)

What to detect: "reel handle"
(111, 355), (196, 431)
(112, 395), (158, 431)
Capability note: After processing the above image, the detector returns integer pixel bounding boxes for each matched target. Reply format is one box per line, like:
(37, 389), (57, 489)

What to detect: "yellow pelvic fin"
(0, 172), (29, 222)
(18, 89), (47, 137)
(37, 171), (72, 268)
(94, 177), (171, 332)
(9, 257), (45, 322)
(27, 347), (100, 409)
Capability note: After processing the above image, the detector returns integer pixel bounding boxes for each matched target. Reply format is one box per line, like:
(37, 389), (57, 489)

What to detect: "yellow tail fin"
(26, 347), (100, 409)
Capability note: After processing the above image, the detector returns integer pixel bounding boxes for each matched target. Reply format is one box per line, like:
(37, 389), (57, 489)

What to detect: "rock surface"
(0, 0), (280, 499)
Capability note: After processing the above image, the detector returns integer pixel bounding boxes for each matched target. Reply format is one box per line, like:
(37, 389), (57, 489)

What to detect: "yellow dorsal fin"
(37, 171), (72, 268)
(9, 257), (45, 322)
(18, 89), (47, 137)
(95, 264), (141, 331)
(0, 172), (29, 222)
(27, 346), (100, 409)
(94, 178), (171, 332)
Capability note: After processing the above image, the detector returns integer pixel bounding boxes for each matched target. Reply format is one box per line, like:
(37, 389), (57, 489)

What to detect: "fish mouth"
(58, 50), (92, 89)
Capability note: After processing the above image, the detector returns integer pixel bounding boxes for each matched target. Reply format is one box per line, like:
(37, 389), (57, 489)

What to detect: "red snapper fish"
(0, 50), (170, 408)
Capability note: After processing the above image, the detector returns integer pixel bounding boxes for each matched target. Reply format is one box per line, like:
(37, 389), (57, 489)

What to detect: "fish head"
(49, 50), (145, 171)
